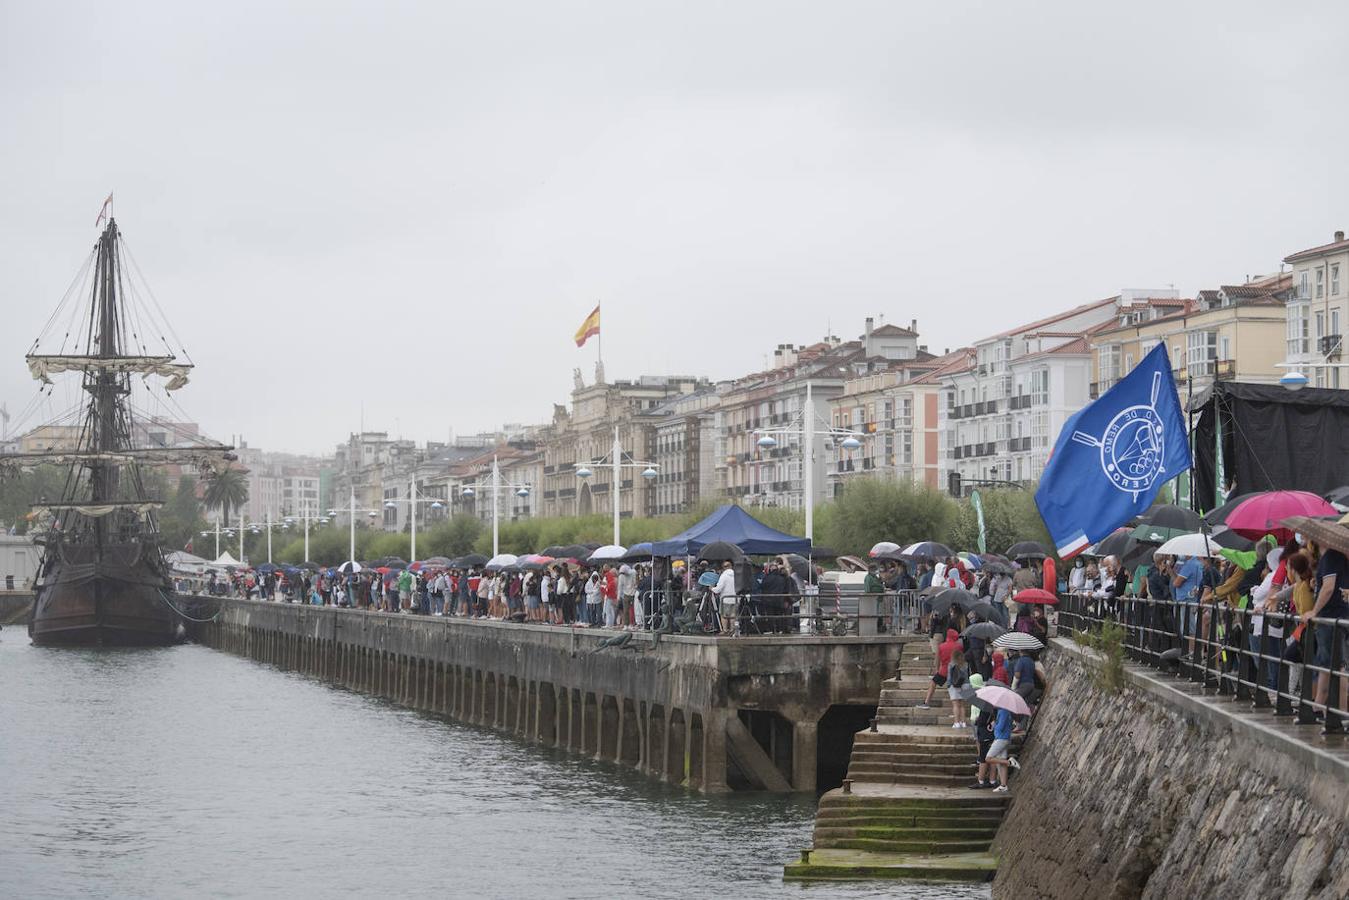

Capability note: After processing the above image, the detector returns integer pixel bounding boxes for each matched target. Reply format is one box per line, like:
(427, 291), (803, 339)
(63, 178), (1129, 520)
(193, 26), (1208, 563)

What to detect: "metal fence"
(1057, 592), (1348, 736)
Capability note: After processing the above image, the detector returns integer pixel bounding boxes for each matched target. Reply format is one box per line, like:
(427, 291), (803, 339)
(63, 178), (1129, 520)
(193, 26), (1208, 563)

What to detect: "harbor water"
(0, 627), (990, 899)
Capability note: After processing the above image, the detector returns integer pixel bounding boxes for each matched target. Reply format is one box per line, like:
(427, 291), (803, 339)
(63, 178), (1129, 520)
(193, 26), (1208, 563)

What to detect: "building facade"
(1282, 230), (1348, 389)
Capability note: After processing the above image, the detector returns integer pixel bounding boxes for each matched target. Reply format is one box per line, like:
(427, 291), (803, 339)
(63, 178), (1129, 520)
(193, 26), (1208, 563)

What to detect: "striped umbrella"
(992, 632), (1045, 652)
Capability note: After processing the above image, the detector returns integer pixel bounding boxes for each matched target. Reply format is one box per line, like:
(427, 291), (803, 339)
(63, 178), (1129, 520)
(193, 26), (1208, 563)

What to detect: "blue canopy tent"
(651, 504), (812, 556)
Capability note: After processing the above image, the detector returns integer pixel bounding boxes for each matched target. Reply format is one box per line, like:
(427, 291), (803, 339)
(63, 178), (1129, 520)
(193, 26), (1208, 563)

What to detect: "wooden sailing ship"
(1, 213), (233, 645)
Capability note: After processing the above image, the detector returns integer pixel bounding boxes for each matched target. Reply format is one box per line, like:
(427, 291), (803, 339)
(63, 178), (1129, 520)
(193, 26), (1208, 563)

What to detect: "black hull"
(30, 545), (180, 647)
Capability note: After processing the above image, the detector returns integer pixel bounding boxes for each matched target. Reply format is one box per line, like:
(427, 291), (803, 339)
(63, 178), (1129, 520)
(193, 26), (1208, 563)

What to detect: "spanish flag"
(574, 304), (601, 348)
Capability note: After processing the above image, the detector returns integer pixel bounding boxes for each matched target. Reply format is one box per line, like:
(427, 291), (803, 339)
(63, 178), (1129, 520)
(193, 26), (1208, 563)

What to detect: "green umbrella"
(1130, 522), (1194, 543)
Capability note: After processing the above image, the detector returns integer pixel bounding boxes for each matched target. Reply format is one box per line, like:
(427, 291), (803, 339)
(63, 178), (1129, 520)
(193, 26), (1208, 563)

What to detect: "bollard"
(800, 849), (811, 864)
(841, 778), (852, 794)
(869, 717), (878, 733)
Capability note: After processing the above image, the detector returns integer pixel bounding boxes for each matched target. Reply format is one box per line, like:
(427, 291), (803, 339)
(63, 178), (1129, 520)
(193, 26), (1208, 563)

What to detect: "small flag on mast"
(574, 303), (601, 348)
(95, 192), (114, 228)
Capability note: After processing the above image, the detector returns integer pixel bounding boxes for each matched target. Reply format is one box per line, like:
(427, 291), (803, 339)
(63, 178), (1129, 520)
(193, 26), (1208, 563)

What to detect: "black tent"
(1192, 381), (1349, 512)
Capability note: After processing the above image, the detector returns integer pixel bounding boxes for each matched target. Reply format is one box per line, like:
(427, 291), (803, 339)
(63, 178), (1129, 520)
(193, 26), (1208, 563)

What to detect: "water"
(0, 628), (990, 899)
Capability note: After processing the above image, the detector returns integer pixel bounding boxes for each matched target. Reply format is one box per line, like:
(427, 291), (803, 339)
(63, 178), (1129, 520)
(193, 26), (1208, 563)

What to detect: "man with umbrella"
(713, 560), (738, 634)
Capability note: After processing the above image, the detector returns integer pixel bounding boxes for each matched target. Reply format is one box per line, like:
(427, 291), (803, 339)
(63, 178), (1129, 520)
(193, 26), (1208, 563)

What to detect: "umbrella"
(408, 561), (425, 572)
(621, 542), (654, 562)
(780, 554), (812, 579)
(993, 632), (1045, 652)
(903, 541), (954, 560)
(376, 566), (391, 574)
(1139, 504), (1202, 533)
(458, 553), (489, 567)
(969, 600), (1001, 622)
(869, 541), (901, 558)
(519, 555), (555, 571)
(1006, 541), (1049, 560)
(588, 544), (627, 561)
(424, 556), (452, 567)
(255, 562), (278, 574)
(1202, 492), (1262, 527)
(1088, 527), (1138, 559)
(696, 541), (746, 564)
(558, 545), (591, 560)
(485, 553), (519, 571)
(385, 560), (409, 570)
(697, 570), (720, 587)
(962, 621), (1007, 640)
(975, 683), (1032, 716)
(1325, 486), (1349, 513)
(1156, 532), (1224, 558)
(1282, 515), (1349, 556)
(582, 542), (603, 551)
(835, 555), (868, 573)
(337, 560), (362, 574)
(1226, 491), (1338, 542)
(929, 587), (977, 615)
(540, 546), (570, 558)
(1130, 521), (1195, 543)
(1013, 588), (1058, 605)
(981, 560), (1013, 576)
(957, 552), (983, 570)
(1209, 528), (1254, 551)
(875, 548), (917, 563)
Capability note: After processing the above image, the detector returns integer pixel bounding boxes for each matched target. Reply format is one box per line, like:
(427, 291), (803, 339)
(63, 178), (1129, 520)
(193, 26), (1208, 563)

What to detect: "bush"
(949, 486), (1054, 557)
(818, 478), (958, 557)
(1078, 618), (1127, 693)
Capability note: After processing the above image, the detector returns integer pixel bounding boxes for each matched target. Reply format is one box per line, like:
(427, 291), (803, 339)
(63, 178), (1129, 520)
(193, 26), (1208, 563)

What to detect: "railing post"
(1251, 614), (1270, 710)
(1323, 618), (1346, 736)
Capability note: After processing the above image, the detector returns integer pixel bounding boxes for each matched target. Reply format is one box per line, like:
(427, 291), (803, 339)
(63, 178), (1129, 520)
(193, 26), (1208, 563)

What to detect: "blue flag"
(1034, 342), (1190, 558)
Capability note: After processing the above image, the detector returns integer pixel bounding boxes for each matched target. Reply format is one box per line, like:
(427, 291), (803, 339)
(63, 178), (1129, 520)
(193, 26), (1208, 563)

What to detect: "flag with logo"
(574, 304), (601, 348)
(1034, 342), (1190, 559)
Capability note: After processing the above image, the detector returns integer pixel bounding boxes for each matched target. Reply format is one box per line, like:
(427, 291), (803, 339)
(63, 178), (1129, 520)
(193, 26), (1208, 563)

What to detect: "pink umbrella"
(1226, 491), (1338, 541)
(975, 683), (1032, 716)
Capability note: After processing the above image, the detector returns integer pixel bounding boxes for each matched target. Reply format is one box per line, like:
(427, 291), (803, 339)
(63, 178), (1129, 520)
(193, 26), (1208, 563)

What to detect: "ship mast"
(89, 219), (124, 507)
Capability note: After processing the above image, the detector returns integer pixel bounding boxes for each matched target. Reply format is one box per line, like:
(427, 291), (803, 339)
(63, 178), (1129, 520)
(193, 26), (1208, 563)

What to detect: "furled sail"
(27, 354), (193, 391)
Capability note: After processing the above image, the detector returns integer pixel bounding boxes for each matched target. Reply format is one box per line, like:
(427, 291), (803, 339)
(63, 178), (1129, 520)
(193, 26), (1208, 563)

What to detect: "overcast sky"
(2, 1), (1347, 455)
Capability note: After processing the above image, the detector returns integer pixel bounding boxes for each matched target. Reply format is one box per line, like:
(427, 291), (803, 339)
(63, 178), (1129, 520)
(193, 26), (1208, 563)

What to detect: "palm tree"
(202, 467), (249, 528)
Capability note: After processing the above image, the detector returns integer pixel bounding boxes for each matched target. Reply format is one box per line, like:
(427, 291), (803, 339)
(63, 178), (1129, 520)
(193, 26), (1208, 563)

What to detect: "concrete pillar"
(791, 721), (818, 793)
(648, 704), (667, 777)
(700, 710), (729, 793)
(668, 709), (687, 784)
(538, 683), (557, 747)
(620, 698), (641, 766)
(688, 712), (706, 790)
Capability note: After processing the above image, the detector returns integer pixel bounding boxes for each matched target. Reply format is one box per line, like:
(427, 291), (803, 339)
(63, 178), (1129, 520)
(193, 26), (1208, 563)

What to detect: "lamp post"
(576, 425), (658, 546)
(460, 455), (531, 558)
(283, 502), (330, 563)
(752, 382), (866, 542)
(381, 474), (445, 561)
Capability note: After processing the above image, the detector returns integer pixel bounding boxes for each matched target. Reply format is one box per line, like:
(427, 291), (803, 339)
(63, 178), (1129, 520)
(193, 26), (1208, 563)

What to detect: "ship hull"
(30, 544), (180, 647)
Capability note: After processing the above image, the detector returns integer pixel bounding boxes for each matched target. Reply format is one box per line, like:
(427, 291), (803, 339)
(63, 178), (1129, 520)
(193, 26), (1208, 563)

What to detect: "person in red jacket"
(601, 564), (619, 628)
(920, 628), (963, 709)
(1042, 557), (1057, 594)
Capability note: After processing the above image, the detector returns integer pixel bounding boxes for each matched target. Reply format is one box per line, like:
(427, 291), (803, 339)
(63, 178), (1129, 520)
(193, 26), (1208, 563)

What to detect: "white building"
(1282, 229), (1348, 389)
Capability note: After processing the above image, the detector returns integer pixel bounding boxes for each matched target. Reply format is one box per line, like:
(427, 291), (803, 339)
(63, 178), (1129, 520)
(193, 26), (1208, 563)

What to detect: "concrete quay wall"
(0, 591), (33, 625)
(993, 639), (1349, 900)
(197, 597), (913, 793)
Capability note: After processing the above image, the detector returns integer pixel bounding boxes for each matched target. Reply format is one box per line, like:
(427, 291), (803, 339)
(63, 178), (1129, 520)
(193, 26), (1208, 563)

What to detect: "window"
(1334, 263), (1341, 296)
(1316, 311), (1325, 340)
(1218, 336), (1230, 363)
(1030, 369), (1049, 406)
(1298, 271), (1310, 300)
(1187, 331), (1218, 376)
(1286, 304), (1310, 357)
(1316, 268), (1325, 298)
(1098, 345), (1122, 387)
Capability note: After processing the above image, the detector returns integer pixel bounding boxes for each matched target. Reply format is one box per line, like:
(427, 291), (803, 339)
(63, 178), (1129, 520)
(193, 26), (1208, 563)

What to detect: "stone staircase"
(784, 637), (1008, 882)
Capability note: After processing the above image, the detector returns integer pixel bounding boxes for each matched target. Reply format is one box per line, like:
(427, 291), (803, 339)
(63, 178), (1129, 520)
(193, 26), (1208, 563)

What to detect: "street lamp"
(751, 381), (868, 542)
(459, 455), (531, 557)
(380, 473), (446, 561)
(284, 503), (330, 564)
(575, 425), (658, 546)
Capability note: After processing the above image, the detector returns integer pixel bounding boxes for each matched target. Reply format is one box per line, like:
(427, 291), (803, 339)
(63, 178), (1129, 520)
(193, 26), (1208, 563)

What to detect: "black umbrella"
(780, 554), (812, 579)
(457, 553), (488, 567)
(963, 621), (1007, 640)
(1006, 541), (1049, 560)
(385, 560), (409, 570)
(981, 561), (1013, 576)
(968, 600), (1002, 623)
(423, 556), (452, 567)
(1210, 527), (1255, 551)
(1140, 504), (1202, 532)
(696, 541), (746, 565)
(1203, 492), (1261, 527)
(519, 559), (549, 571)
(298, 561), (321, 571)
(907, 541), (954, 560)
(1325, 486), (1349, 512)
(582, 542), (603, 552)
(540, 545), (570, 558)
(929, 587), (976, 615)
(1089, 527), (1138, 559)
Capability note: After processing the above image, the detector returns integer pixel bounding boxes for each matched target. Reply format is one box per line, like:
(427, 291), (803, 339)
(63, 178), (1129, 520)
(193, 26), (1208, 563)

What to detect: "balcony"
(1008, 394), (1031, 411)
(1320, 334), (1343, 359)
(1215, 358), (1237, 379)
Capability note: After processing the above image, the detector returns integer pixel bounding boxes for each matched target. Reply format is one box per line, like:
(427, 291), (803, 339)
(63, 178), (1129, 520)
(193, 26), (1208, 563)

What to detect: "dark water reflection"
(0, 629), (989, 899)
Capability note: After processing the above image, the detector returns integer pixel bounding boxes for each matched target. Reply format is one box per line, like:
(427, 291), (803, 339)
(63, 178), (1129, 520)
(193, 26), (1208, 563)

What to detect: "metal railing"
(1057, 593), (1348, 735)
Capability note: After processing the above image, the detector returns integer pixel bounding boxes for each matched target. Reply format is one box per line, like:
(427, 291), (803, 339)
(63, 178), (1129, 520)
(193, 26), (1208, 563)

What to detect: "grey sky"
(2, 1), (1346, 454)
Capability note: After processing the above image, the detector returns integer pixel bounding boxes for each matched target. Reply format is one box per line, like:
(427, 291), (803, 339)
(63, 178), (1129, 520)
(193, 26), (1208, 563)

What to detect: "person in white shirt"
(714, 561), (738, 634)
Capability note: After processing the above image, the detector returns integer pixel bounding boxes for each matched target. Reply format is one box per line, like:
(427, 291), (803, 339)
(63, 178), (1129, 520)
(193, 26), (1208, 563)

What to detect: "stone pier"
(195, 597), (915, 793)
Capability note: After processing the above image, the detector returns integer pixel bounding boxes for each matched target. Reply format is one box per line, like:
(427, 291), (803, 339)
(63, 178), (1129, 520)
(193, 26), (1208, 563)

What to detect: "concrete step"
(853, 730), (971, 747)
(849, 749), (976, 764)
(813, 836), (994, 854)
(818, 794), (1008, 813)
(848, 754), (976, 771)
(816, 810), (1007, 828)
(814, 824), (999, 841)
(850, 771), (973, 787)
(784, 847), (999, 882)
(879, 689), (946, 703)
(875, 713), (956, 726)
(847, 760), (978, 776)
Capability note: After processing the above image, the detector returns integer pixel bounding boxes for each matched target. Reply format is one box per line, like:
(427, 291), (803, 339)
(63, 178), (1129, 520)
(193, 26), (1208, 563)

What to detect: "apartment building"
(1091, 274), (1290, 408)
(943, 295), (1156, 489)
(647, 386), (722, 516)
(1282, 230), (1349, 389)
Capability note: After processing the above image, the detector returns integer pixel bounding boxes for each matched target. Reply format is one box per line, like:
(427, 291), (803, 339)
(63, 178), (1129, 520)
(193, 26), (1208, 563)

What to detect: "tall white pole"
(214, 520), (220, 559)
(303, 504), (310, 563)
(266, 511), (273, 564)
(612, 425), (621, 546)
(491, 456), (500, 558)
(348, 487), (356, 565)
(804, 381), (814, 542)
(240, 514), (246, 564)
(410, 473), (417, 562)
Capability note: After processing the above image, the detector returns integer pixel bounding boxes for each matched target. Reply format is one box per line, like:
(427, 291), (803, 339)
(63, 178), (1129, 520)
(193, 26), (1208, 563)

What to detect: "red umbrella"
(1226, 491), (1338, 541)
(376, 566), (391, 574)
(1014, 588), (1058, 605)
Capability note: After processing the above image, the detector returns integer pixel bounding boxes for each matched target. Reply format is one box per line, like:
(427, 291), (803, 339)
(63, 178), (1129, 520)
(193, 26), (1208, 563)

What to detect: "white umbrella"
(993, 632), (1045, 651)
(1156, 532), (1223, 558)
(869, 541), (900, 557)
(338, 560), (362, 574)
(588, 544), (627, 561)
(486, 553), (520, 571)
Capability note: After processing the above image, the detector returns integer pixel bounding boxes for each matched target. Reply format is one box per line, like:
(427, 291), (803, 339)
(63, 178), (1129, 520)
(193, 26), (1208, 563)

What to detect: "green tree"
(420, 516), (484, 558)
(202, 467), (249, 528)
(948, 486), (1054, 558)
(818, 478), (958, 557)
(158, 473), (207, 552)
(0, 465), (71, 534)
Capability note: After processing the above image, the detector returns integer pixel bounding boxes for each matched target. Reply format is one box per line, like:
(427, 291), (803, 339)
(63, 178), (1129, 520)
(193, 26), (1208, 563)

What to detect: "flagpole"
(596, 300), (602, 380)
